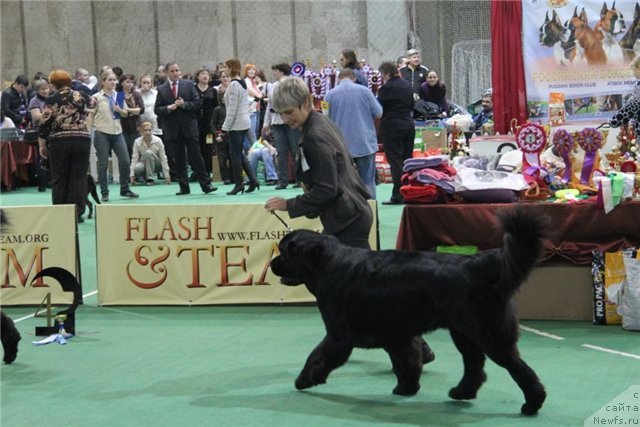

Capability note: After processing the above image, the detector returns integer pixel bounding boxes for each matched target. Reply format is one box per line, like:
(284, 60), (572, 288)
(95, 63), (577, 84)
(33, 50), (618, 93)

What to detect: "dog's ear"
(601, 2), (608, 19)
(544, 10), (550, 23)
(579, 8), (588, 23)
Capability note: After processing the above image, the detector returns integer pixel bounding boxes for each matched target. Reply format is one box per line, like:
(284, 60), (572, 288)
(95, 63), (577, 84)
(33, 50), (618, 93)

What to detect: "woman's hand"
(265, 197), (287, 212)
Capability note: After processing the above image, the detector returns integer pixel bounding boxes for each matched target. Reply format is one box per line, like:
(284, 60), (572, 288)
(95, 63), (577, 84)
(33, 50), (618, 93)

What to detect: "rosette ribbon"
(309, 72), (326, 100)
(575, 128), (603, 186)
(515, 122), (548, 184)
(291, 62), (306, 77)
(552, 128), (574, 183)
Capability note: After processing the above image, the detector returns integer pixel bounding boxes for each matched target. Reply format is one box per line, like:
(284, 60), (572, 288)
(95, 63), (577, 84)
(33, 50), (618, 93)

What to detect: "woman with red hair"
(38, 69), (93, 223)
(243, 63), (263, 140)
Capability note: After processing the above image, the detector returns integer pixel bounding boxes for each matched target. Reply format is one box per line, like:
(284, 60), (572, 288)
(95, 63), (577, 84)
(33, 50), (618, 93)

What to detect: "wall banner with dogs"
(1, 205), (78, 305)
(95, 203), (377, 305)
(523, 0), (640, 123)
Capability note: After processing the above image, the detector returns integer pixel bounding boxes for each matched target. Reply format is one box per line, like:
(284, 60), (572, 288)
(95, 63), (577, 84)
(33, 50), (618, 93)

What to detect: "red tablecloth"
(396, 201), (640, 265)
(0, 139), (36, 190)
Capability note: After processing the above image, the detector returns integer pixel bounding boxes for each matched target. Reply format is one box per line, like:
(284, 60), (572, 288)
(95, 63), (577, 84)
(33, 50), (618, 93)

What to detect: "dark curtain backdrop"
(490, 0), (528, 134)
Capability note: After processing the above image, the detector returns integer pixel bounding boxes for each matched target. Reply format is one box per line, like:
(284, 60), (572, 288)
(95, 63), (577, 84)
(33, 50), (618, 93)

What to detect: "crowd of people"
(1, 48), (495, 219)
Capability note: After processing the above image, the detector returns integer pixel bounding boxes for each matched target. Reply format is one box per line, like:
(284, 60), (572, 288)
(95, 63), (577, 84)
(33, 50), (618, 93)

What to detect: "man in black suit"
(154, 62), (216, 195)
(377, 61), (415, 205)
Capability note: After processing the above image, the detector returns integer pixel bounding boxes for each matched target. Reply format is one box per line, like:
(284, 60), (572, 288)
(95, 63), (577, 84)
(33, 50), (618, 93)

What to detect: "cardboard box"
(422, 127), (448, 149)
(516, 264), (593, 320)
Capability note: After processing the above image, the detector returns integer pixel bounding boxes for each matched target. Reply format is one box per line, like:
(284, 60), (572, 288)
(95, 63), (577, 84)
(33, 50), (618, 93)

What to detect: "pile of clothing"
(400, 155), (458, 203)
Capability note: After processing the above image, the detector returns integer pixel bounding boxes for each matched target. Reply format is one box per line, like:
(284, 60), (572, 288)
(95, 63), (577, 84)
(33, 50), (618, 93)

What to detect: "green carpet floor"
(1, 182), (639, 427)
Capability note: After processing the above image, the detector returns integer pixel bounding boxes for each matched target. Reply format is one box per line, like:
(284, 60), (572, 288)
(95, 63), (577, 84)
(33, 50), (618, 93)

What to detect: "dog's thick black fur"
(0, 209), (21, 364)
(270, 207), (548, 415)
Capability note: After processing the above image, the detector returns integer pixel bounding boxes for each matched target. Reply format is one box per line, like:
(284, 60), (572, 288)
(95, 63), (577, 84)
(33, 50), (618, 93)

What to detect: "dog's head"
(569, 6), (590, 41)
(270, 230), (336, 292)
(622, 3), (640, 44)
(540, 10), (570, 47)
(599, 1), (626, 35)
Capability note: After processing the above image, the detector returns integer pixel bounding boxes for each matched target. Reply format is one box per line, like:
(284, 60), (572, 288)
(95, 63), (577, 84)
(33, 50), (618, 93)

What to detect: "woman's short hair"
(631, 56), (640, 70)
(118, 73), (135, 84)
(194, 68), (210, 84)
(242, 63), (256, 78)
(33, 79), (49, 92)
(271, 76), (310, 112)
(225, 58), (242, 77)
(378, 61), (398, 78)
(48, 70), (72, 89)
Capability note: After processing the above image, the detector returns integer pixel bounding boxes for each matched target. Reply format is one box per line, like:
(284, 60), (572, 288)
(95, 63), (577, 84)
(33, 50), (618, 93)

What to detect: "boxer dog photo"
(594, 1), (626, 63)
(271, 207), (548, 415)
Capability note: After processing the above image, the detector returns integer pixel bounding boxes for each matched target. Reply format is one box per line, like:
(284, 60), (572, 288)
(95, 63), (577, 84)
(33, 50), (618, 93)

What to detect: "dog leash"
(271, 211), (292, 233)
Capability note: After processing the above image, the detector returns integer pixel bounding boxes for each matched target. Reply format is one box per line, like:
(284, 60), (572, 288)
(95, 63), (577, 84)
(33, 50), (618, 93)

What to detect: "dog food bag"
(619, 254), (640, 331)
(592, 249), (639, 325)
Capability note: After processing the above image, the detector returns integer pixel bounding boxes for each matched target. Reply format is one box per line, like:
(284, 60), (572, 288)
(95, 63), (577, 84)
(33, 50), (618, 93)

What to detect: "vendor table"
(0, 139), (36, 190)
(396, 200), (640, 265)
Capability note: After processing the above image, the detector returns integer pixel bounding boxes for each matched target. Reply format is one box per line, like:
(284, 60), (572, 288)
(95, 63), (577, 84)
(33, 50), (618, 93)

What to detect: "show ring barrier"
(96, 203), (377, 305)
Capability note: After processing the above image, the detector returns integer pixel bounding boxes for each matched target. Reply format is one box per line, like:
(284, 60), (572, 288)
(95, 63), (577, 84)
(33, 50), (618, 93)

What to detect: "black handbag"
(22, 127), (39, 146)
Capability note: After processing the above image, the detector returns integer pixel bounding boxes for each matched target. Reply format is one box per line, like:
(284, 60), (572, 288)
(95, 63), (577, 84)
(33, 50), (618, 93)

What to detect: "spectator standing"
(1, 75), (29, 128)
(130, 121), (170, 185)
(194, 68), (218, 178)
(28, 79), (51, 192)
(399, 49), (429, 100)
(86, 70), (139, 202)
(262, 63), (301, 190)
(138, 74), (163, 139)
(211, 87), (232, 185)
(339, 49), (367, 86)
(609, 56), (640, 140)
(324, 68), (382, 199)
(243, 63), (263, 141)
(154, 64), (167, 88)
(118, 73), (145, 159)
(220, 58), (259, 195)
(154, 62), (216, 196)
(37, 70), (93, 222)
(71, 68), (95, 96)
(377, 61), (415, 205)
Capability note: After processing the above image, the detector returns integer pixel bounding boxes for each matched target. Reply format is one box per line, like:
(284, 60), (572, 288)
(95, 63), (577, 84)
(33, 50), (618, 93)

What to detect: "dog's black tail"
(496, 207), (549, 298)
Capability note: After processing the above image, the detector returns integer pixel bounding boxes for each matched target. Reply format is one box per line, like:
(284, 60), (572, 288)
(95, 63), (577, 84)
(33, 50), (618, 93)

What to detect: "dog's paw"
(521, 388), (546, 416)
(393, 383), (420, 396)
(2, 330), (21, 364)
(448, 386), (478, 400)
(295, 374), (324, 390)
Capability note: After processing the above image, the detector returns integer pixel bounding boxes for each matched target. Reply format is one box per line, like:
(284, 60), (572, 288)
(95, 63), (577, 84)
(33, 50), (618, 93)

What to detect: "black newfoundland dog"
(270, 207), (548, 415)
(0, 210), (21, 364)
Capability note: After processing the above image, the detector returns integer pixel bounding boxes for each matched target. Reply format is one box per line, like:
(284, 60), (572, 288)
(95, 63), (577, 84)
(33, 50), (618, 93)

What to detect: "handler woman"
(263, 76), (372, 249)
